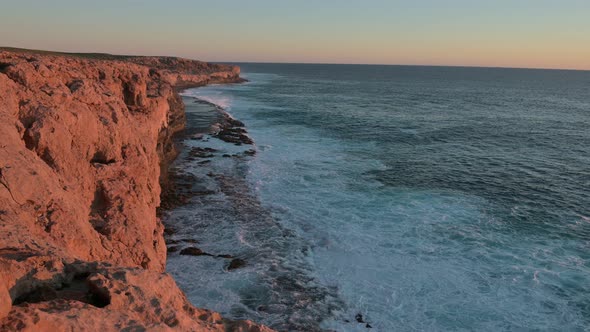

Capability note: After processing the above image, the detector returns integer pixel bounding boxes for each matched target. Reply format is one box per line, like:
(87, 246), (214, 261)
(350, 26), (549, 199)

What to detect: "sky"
(1, 0), (589, 70)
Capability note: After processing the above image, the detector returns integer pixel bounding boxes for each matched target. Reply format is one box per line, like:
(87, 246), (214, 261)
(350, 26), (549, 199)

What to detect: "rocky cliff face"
(0, 50), (271, 331)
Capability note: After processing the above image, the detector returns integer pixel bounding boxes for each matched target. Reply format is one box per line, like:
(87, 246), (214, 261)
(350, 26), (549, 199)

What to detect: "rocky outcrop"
(127, 56), (245, 90)
(0, 50), (271, 331)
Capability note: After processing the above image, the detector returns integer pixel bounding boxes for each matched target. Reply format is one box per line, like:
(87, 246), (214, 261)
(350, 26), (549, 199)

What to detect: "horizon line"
(2, 46), (588, 72)
(217, 60), (590, 73)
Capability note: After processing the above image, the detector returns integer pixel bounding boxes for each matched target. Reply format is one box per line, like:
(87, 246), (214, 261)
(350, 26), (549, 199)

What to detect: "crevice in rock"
(12, 273), (110, 308)
(0, 168), (23, 205)
(89, 184), (110, 235)
(148, 68), (160, 79)
(22, 130), (36, 151)
(17, 112), (35, 138)
(35, 201), (59, 233)
(122, 82), (137, 109)
(18, 110), (59, 171)
(66, 79), (84, 93)
(0, 62), (12, 73)
(0, 248), (38, 262)
(2, 68), (26, 86)
(111, 111), (119, 124)
(91, 151), (116, 165)
(121, 145), (129, 160)
(147, 69), (162, 98)
(40, 148), (57, 169)
(21, 131), (58, 171)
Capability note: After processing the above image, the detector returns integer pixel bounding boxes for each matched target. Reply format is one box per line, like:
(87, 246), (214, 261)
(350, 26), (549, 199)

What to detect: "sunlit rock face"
(0, 50), (271, 331)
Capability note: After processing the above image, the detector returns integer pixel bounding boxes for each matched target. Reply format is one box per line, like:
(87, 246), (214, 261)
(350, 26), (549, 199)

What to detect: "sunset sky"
(1, 0), (589, 70)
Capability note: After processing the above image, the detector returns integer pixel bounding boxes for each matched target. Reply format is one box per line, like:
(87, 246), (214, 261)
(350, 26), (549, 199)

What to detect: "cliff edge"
(0, 49), (271, 331)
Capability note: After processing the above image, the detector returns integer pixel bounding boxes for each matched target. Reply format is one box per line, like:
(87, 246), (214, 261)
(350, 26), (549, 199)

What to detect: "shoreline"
(159, 90), (254, 247)
(162, 86), (343, 331)
(158, 91), (254, 213)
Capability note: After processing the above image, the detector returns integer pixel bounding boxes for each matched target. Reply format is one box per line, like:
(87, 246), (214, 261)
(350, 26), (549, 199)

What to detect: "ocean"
(165, 64), (590, 331)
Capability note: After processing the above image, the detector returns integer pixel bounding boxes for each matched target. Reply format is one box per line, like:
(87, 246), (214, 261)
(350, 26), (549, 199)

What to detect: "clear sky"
(1, 0), (589, 70)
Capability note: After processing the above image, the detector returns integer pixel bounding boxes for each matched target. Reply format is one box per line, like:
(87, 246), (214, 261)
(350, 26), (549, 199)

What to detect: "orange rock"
(0, 50), (272, 331)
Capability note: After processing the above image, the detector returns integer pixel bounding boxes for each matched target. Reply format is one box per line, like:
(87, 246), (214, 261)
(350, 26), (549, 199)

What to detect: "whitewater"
(167, 64), (590, 331)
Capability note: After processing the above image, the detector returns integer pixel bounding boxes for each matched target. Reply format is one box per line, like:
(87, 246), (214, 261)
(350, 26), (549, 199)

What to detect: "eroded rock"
(0, 49), (271, 331)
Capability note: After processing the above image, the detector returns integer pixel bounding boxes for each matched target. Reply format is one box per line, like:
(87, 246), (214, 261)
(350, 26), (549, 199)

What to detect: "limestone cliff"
(0, 50), (271, 331)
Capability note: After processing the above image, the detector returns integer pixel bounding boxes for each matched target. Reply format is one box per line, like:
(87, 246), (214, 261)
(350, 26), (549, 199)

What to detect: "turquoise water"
(168, 65), (590, 331)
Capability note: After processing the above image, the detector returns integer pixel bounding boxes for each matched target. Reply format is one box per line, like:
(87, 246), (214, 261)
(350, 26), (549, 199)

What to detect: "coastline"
(158, 92), (253, 213)
(159, 91), (257, 245)
(162, 87), (343, 331)
(0, 49), (272, 331)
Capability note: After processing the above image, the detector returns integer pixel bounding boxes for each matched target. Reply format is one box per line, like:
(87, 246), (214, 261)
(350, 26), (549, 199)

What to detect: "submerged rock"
(179, 247), (207, 256)
(227, 258), (247, 271)
(356, 313), (365, 323)
(188, 147), (216, 158)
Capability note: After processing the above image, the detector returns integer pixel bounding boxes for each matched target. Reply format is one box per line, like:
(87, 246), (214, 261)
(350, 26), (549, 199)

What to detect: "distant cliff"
(0, 49), (270, 331)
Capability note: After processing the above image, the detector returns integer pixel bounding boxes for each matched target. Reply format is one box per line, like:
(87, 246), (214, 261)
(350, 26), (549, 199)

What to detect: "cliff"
(0, 49), (270, 331)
